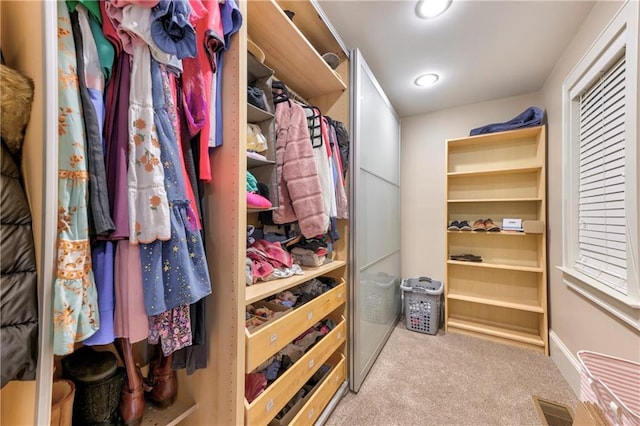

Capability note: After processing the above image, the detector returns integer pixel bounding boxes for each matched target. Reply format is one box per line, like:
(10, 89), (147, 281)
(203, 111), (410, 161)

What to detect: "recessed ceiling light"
(415, 0), (452, 19)
(415, 73), (439, 87)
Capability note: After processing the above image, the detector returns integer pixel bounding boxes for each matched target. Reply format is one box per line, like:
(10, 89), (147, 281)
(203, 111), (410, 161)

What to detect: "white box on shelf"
(502, 218), (523, 231)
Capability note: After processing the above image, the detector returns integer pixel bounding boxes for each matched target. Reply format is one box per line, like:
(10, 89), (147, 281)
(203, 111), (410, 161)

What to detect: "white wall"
(540, 0), (640, 387)
(400, 0), (640, 396)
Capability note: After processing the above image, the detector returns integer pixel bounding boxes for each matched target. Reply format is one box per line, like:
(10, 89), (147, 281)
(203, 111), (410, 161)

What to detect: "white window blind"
(576, 55), (627, 294)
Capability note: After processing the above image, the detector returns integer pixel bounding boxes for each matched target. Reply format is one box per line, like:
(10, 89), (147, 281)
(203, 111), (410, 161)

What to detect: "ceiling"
(317, 0), (596, 118)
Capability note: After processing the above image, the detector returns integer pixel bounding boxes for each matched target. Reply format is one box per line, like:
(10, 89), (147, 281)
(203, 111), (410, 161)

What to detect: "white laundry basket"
(400, 277), (443, 335)
(577, 350), (640, 426)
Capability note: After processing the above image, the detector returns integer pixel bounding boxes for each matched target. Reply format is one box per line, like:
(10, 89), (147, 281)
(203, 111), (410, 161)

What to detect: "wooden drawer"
(245, 316), (346, 426)
(246, 279), (346, 372)
(290, 354), (346, 425)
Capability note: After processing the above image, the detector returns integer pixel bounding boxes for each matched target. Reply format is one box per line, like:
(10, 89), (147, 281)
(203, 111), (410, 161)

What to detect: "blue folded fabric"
(469, 106), (545, 136)
(151, 0), (197, 60)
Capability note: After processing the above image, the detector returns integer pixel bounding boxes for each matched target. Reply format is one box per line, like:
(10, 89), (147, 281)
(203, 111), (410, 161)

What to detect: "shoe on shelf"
(447, 220), (461, 231)
(449, 254), (483, 262)
(458, 220), (472, 231)
(472, 219), (486, 231)
(484, 218), (501, 232)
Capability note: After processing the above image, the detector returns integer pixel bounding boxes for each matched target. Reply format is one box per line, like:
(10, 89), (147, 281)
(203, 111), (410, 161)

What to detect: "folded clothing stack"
(288, 238), (329, 267)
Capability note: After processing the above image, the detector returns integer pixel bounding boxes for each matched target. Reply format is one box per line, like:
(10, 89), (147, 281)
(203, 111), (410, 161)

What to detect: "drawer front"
(290, 355), (346, 425)
(246, 280), (346, 372)
(245, 317), (346, 426)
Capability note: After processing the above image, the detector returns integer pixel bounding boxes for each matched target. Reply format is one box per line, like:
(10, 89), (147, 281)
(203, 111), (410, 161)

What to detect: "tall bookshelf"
(445, 126), (548, 354)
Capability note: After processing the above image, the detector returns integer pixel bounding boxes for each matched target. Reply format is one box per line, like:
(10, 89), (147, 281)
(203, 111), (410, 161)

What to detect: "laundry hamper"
(361, 272), (397, 324)
(400, 277), (443, 335)
(577, 350), (640, 426)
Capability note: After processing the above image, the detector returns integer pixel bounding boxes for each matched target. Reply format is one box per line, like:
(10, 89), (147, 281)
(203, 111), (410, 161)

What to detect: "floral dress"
(127, 42), (171, 244)
(53, 1), (100, 355)
(142, 59), (212, 354)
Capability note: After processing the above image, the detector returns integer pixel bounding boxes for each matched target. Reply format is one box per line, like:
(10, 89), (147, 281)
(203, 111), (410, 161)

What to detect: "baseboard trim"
(549, 329), (582, 397)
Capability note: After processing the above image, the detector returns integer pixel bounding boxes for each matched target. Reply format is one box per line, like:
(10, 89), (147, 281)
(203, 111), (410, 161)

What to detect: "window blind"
(576, 55), (627, 294)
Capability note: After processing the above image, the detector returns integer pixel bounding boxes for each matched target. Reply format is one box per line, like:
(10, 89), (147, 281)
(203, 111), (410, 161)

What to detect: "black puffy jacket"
(0, 140), (38, 387)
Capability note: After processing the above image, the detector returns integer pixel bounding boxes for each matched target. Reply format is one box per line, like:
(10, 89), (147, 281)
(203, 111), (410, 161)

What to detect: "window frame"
(560, 0), (640, 330)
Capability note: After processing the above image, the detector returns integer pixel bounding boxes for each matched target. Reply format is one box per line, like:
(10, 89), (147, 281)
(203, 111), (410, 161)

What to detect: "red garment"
(245, 372), (267, 403)
(246, 240), (293, 283)
(320, 114), (332, 158)
(181, 0), (208, 138)
(183, 0), (224, 182)
(169, 74), (202, 230)
(100, 0), (121, 55)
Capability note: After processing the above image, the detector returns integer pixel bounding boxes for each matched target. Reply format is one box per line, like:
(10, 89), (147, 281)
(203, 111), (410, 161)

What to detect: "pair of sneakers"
(447, 220), (472, 231)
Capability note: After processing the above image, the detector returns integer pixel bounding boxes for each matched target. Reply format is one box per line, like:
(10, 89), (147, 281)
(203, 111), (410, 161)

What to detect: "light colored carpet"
(326, 321), (578, 426)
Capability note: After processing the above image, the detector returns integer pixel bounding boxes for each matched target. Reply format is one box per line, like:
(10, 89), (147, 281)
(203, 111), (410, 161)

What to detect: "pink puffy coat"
(273, 101), (328, 238)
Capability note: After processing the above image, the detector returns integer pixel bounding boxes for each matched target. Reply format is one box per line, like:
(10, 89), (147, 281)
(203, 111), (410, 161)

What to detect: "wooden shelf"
(447, 126), (544, 147)
(276, 0), (346, 58)
(247, 103), (274, 124)
(446, 292), (544, 313)
(447, 166), (542, 178)
(445, 126), (548, 355)
(447, 230), (538, 236)
(289, 354), (346, 425)
(247, 154), (275, 169)
(245, 260), (346, 304)
(447, 197), (542, 203)
(446, 260), (542, 273)
(244, 316), (346, 426)
(142, 400), (197, 426)
(447, 317), (545, 348)
(247, 0), (346, 100)
(247, 206), (277, 214)
(245, 281), (346, 372)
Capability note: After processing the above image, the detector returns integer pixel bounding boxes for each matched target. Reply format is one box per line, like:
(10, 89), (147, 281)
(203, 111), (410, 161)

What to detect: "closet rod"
(273, 77), (308, 105)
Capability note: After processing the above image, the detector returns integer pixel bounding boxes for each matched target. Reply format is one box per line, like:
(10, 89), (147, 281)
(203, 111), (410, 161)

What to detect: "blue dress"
(140, 58), (211, 316)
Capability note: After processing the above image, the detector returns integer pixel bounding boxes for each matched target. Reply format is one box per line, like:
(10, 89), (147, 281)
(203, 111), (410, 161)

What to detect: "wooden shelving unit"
(246, 260), (347, 304)
(445, 126), (548, 354)
(247, 0), (346, 99)
(1, 1), (350, 425)
(241, 1), (351, 424)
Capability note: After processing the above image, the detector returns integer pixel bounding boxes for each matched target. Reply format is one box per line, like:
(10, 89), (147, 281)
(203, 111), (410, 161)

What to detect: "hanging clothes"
(194, 0), (225, 181)
(324, 117), (348, 219)
(127, 43), (171, 243)
(0, 63), (38, 387)
(69, 4), (115, 237)
(210, 0), (242, 150)
(113, 242), (148, 343)
(139, 59), (211, 317)
(53, 1), (100, 355)
(69, 6), (117, 347)
(305, 106), (336, 220)
(101, 1), (131, 240)
(272, 88), (328, 239)
(99, 1), (149, 343)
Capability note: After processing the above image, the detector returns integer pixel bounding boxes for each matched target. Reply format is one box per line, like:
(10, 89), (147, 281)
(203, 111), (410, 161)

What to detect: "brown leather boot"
(145, 345), (177, 409)
(50, 379), (75, 426)
(116, 338), (145, 426)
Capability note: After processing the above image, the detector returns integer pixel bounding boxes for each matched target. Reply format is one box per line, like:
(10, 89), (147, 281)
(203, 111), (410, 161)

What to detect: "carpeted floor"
(326, 321), (578, 426)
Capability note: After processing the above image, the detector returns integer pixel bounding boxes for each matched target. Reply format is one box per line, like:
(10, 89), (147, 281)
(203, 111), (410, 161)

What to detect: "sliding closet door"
(349, 49), (401, 392)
